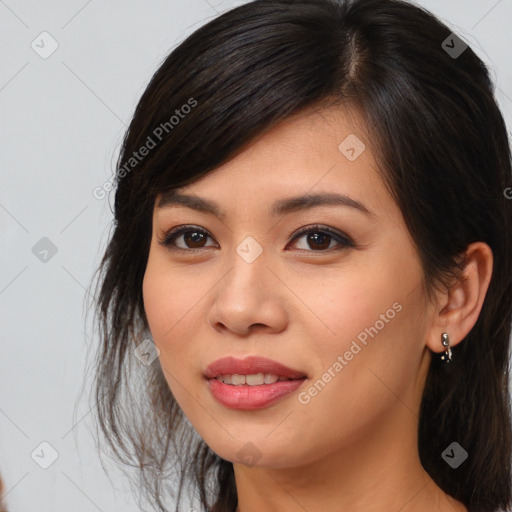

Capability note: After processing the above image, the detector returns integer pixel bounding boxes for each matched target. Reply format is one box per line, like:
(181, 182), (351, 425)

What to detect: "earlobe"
(425, 242), (493, 355)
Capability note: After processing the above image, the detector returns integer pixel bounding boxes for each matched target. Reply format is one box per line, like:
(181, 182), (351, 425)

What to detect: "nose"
(206, 248), (289, 337)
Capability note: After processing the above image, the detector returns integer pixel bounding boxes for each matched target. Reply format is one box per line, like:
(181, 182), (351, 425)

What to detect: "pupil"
(309, 233), (330, 250)
(187, 231), (205, 247)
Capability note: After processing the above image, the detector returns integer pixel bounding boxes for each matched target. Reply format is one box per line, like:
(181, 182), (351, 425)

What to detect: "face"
(142, 106), (433, 469)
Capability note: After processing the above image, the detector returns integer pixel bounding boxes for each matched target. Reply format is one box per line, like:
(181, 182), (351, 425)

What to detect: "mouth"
(211, 373), (304, 385)
(204, 355), (308, 381)
(204, 356), (307, 410)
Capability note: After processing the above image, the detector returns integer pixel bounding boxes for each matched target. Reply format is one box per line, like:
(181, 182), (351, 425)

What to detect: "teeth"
(215, 373), (292, 386)
(232, 374), (246, 385)
(221, 374), (233, 385)
(264, 373), (279, 384)
(246, 373), (264, 385)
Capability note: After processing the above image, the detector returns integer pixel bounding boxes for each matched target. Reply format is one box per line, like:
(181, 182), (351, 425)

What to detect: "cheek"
(281, 300), (425, 467)
(295, 265), (401, 358)
(142, 260), (172, 337)
(141, 256), (211, 395)
(295, 252), (426, 403)
(143, 256), (200, 342)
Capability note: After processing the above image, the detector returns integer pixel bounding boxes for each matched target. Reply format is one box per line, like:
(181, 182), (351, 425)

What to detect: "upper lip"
(204, 356), (307, 379)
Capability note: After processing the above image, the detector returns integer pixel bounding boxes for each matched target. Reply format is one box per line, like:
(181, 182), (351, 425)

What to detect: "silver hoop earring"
(440, 332), (452, 363)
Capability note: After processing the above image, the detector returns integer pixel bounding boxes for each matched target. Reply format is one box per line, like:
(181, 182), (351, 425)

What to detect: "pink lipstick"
(204, 356), (307, 410)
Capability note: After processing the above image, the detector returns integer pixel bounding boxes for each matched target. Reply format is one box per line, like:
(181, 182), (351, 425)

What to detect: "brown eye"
(288, 225), (354, 252)
(158, 226), (216, 250)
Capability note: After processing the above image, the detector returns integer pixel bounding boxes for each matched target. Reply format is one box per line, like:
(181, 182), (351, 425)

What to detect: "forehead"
(154, 105), (395, 221)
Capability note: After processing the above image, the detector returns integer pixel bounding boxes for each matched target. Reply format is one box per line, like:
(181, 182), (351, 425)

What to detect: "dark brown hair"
(87, 1), (512, 511)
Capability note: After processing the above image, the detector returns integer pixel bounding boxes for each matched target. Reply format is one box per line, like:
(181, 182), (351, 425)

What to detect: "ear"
(425, 242), (493, 354)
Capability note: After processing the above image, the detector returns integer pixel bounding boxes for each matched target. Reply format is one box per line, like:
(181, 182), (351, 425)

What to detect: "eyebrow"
(157, 190), (374, 219)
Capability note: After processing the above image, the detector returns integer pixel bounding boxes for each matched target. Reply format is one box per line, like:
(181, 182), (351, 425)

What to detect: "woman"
(89, 0), (512, 511)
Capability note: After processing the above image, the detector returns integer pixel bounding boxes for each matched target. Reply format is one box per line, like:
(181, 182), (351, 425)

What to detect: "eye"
(288, 224), (354, 252)
(157, 224), (354, 252)
(158, 225), (216, 251)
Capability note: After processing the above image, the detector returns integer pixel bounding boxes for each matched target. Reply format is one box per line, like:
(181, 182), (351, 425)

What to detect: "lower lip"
(206, 377), (306, 410)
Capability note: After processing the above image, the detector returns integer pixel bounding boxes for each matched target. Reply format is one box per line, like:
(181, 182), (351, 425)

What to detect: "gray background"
(1, 0), (511, 510)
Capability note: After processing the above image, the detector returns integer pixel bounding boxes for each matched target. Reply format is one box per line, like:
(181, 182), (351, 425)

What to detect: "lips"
(204, 356), (307, 410)
(204, 356), (307, 380)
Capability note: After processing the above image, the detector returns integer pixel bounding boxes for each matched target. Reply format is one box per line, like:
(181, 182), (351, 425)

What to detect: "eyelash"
(157, 224), (354, 253)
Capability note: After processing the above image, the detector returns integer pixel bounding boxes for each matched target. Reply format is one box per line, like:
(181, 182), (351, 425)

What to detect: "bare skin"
(142, 105), (491, 512)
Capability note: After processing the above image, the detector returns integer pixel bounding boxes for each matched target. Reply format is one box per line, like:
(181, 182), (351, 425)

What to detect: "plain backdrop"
(1, 0), (511, 510)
